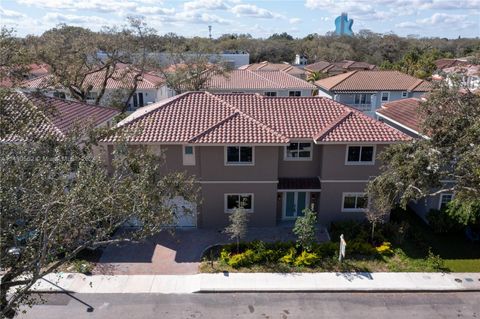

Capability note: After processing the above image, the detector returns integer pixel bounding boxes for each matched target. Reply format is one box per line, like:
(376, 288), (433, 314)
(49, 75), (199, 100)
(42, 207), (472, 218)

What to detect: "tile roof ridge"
(20, 91), (64, 138)
(187, 112), (238, 143)
(249, 69), (298, 89)
(313, 109), (353, 142)
(116, 92), (191, 127)
(204, 92), (288, 142)
(407, 79), (426, 91)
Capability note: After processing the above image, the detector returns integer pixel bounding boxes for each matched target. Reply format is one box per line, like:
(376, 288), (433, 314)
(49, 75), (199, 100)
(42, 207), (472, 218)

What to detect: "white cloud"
(169, 11), (230, 25)
(135, 6), (175, 15)
(0, 7), (26, 18)
(183, 0), (229, 11)
(17, 0), (158, 13)
(42, 12), (109, 26)
(230, 4), (283, 19)
(395, 21), (419, 28)
(289, 17), (301, 24)
(396, 13), (475, 30)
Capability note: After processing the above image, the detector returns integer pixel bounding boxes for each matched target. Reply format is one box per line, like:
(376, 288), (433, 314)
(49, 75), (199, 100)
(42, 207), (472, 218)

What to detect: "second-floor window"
(264, 91), (277, 97)
(354, 93), (369, 104)
(381, 92), (390, 102)
(346, 145), (375, 164)
(289, 91), (301, 97)
(285, 142), (312, 160)
(226, 146), (253, 165)
(401, 91), (408, 98)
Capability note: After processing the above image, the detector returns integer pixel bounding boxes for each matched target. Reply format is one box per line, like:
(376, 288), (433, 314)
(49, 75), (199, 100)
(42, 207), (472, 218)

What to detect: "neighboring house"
(155, 51), (250, 69)
(433, 64), (480, 91)
(239, 62), (307, 79)
(434, 58), (469, 70)
(18, 64), (172, 111)
(103, 92), (410, 229)
(294, 54), (308, 66)
(205, 69), (317, 96)
(0, 63), (50, 88)
(1, 91), (119, 143)
(375, 98), (454, 221)
(305, 60), (376, 77)
(315, 70), (431, 117)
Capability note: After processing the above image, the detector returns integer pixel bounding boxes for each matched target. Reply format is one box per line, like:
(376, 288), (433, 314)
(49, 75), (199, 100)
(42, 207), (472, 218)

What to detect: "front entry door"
(283, 192), (308, 219)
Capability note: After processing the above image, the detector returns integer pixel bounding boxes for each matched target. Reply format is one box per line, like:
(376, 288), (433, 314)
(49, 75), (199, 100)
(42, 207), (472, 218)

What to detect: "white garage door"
(166, 196), (197, 227)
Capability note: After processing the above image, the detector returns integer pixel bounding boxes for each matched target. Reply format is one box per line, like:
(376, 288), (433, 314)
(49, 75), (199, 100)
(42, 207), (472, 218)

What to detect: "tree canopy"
(367, 82), (480, 225)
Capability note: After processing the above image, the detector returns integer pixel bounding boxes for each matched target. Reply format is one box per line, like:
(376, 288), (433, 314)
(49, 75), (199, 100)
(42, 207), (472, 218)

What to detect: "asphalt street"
(18, 292), (480, 319)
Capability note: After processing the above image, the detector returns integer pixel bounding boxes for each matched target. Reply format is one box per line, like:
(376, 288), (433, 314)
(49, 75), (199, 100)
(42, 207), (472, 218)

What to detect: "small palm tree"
(307, 71), (323, 83)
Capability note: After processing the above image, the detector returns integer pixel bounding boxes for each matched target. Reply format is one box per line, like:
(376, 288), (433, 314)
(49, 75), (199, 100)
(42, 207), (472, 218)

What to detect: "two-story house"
(238, 62), (307, 79)
(103, 92), (410, 229)
(315, 70), (432, 117)
(376, 98), (454, 222)
(205, 69), (316, 96)
(19, 64), (172, 111)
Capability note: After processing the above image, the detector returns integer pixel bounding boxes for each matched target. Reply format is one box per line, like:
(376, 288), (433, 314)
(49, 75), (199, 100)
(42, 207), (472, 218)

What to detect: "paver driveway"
(94, 225), (330, 275)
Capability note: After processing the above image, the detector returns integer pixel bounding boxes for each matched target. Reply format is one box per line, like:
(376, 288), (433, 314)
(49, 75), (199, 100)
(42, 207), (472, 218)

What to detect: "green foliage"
(425, 249), (445, 271)
(71, 259), (94, 274)
(426, 209), (463, 234)
(292, 208), (317, 251)
(279, 247), (297, 265)
(348, 241), (377, 256)
(375, 242), (394, 255)
(227, 249), (256, 268)
(381, 47), (443, 79)
(294, 251), (320, 267)
(223, 206), (248, 253)
(367, 83), (480, 225)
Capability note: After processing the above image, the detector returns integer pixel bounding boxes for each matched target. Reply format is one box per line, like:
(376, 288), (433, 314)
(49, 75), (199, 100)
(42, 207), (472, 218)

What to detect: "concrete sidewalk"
(27, 272), (480, 294)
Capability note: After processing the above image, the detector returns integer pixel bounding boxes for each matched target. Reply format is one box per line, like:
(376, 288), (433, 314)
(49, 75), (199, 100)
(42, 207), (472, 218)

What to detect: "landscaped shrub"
(71, 259), (94, 274)
(279, 247), (296, 265)
(347, 240), (377, 256)
(426, 209), (463, 234)
(314, 241), (338, 257)
(375, 242), (394, 255)
(425, 249), (445, 271)
(294, 250), (320, 267)
(227, 249), (256, 268)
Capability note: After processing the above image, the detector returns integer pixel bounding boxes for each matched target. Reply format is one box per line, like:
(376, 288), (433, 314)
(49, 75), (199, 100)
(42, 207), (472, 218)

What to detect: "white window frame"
(380, 91), (390, 103)
(401, 91), (408, 98)
(438, 193), (454, 210)
(284, 141), (313, 161)
(224, 193), (254, 213)
(182, 145), (195, 166)
(344, 145), (376, 165)
(354, 93), (368, 105)
(224, 146), (255, 166)
(341, 192), (369, 212)
(281, 191), (310, 219)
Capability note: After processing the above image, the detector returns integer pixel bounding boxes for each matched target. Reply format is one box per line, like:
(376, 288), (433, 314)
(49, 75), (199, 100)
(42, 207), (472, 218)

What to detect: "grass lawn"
(200, 208), (480, 273)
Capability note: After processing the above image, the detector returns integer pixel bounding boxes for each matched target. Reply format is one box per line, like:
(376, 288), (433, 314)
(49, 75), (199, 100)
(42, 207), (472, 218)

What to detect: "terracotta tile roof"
(239, 62), (305, 77)
(376, 98), (423, 135)
(105, 92), (410, 144)
(315, 70), (432, 92)
(1, 91), (119, 142)
(20, 65), (165, 91)
(206, 70), (315, 91)
(434, 58), (469, 70)
(305, 60), (376, 74)
(278, 177), (321, 190)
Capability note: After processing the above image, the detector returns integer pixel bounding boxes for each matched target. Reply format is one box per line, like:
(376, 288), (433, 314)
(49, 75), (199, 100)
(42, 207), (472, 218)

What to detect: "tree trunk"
(371, 221), (376, 243)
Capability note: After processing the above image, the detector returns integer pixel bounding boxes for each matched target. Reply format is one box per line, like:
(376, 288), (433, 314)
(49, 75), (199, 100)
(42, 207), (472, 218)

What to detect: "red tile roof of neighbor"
(305, 60), (376, 74)
(434, 58), (469, 70)
(206, 70), (316, 90)
(376, 98), (423, 134)
(105, 92), (410, 144)
(239, 62), (306, 77)
(20, 65), (165, 91)
(315, 70), (432, 92)
(1, 91), (119, 142)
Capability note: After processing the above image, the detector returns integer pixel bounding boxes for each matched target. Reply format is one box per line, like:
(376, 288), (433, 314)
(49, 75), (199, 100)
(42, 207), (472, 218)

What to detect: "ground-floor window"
(439, 193), (453, 210)
(225, 193), (254, 212)
(342, 193), (368, 212)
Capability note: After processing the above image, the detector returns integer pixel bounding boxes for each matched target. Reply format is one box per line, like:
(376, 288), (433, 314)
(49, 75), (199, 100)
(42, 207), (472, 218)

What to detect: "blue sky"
(1, 0), (479, 39)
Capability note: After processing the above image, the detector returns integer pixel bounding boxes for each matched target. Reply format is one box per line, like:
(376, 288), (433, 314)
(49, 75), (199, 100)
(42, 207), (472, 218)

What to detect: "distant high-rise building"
(334, 13), (354, 36)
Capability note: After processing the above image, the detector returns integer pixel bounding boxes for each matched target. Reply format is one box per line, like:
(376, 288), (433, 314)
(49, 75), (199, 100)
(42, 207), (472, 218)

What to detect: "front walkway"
(94, 224), (330, 275)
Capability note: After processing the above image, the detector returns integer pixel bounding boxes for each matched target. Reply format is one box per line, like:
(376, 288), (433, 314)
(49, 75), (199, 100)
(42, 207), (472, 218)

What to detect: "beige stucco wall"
(319, 144), (387, 180)
(318, 181), (369, 226)
(277, 145), (322, 178)
(199, 183), (278, 229)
